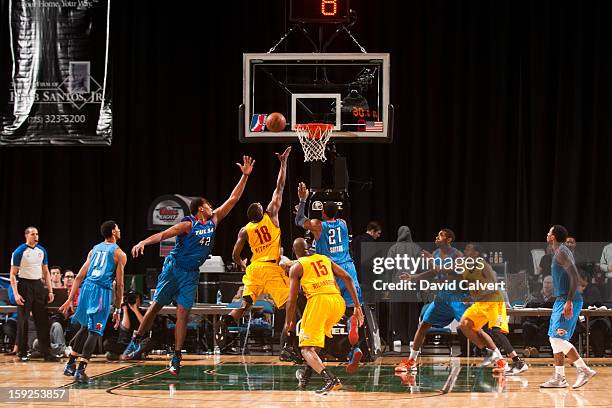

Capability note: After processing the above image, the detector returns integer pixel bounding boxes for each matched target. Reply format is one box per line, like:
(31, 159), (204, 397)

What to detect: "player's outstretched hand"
(399, 273), (412, 281)
(354, 305), (365, 327)
(59, 300), (73, 317)
(132, 242), (145, 258)
(237, 155), (255, 176)
(298, 182), (309, 201)
(276, 146), (291, 163)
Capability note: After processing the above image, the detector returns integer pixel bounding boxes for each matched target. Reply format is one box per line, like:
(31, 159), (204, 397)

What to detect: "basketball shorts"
(298, 293), (346, 348)
(548, 297), (583, 340)
(334, 260), (364, 307)
(242, 261), (289, 308)
(422, 297), (467, 327)
(463, 301), (509, 333)
(72, 281), (112, 336)
(154, 256), (199, 309)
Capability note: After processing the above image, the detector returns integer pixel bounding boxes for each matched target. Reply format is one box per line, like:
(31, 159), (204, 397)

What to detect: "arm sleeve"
(295, 200), (307, 227)
(10, 246), (24, 266)
(41, 246), (48, 265)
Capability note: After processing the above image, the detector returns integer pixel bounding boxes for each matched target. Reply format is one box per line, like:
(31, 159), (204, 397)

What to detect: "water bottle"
(216, 289), (222, 304)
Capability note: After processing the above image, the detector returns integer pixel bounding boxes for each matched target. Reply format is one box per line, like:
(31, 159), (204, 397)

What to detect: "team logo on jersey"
(195, 227), (214, 236)
(96, 322), (102, 330)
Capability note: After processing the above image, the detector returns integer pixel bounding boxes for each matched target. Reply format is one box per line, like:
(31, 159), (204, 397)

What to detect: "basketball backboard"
(240, 53), (392, 143)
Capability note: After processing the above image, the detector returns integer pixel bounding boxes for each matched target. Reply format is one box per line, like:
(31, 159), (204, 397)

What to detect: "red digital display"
(290, 0), (350, 23)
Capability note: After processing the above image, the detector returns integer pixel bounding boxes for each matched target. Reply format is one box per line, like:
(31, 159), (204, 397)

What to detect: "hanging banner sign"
(1, 0), (112, 145)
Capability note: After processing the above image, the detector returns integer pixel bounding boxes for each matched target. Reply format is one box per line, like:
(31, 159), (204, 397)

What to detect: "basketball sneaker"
(507, 360), (529, 376)
(572, 367), (596, 389)
(394, 358), (416, 372)
(492, 358), (507, 374)
(540, 374), (569, 388)
(280, 345), (304, 364)
(348, 314), (359, 346)
(63, 361), (76, 377)
(395, 372), (416, 386)
(480, 349), (503, 367)
(346, 347), (362, 374)
(74, 368), (93, 384)
(169, 353), (181, 377)
(315, 370), (342, 395)
(122, 337), (142, 360)
(296, 366), (313, 389)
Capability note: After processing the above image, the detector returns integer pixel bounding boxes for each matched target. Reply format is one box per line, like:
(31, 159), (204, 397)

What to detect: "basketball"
(265, 112), (286, 132)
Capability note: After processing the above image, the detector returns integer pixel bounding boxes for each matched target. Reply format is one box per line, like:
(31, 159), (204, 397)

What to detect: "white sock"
(409, 348), (420, 360)
(555, 365), (565, 377)
(573, 358), (587, 369)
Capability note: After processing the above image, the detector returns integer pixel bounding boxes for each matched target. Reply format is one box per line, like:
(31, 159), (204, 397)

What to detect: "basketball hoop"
(295, 123), (334, 162)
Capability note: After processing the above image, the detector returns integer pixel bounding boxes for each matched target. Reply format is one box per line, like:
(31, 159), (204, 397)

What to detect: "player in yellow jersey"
(284, 238), (364, 395)
(215, 147), (291, 349)
(459, 243), (510, 372)
(462, 243), (528, 375)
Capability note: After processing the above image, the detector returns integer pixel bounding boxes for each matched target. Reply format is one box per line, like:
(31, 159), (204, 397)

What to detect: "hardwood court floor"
(1, 354), (611, 407)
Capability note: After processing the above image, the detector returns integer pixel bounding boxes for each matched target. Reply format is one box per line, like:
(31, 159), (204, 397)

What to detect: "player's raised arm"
(131, 221), (191, 258)
(283, 261), (303, 335)
(213, 155), (255, 224)
(330, 261), (364, 326)
(232, 227), (248, 271)
(266, 147), (291, 221)
(294, 182), (322, 240)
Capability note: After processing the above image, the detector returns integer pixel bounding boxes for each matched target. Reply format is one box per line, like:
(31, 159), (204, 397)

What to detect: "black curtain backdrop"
(0, 0), (611, 275)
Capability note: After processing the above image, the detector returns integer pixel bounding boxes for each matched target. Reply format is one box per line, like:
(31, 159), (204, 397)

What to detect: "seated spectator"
(522, 275), (555, 357)
(62, 270), (79, 306)
(538, 244), (554, 277)
(104, 291), (153, 360)
(30, 314), (67, 357)
(578, 266), (610, 357)
(49, 266), (63, 289)
(1, 286), (18, 354)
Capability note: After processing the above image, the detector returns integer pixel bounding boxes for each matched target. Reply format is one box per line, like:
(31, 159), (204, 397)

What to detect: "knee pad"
(549, 337), (573, 354)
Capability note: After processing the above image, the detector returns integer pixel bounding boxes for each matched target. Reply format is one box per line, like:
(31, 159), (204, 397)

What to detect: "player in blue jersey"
(540, 225), (596, 389)
(123, 155), (254, 376)
(59, 220), (127, 383)
(294, 182), (364, 374)
(395, 229), (494, 372)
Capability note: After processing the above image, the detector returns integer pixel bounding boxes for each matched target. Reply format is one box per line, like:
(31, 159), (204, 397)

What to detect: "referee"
(9, 226), (59, 362)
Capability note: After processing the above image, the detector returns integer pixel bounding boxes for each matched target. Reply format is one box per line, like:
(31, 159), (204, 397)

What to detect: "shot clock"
(290, 0), (351, 23)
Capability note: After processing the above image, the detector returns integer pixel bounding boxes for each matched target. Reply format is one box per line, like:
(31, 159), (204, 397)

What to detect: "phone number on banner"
(28, 115), (87, 124)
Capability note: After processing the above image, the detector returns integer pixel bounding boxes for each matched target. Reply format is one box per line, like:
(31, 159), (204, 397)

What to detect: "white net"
(295, 124), (333, 162)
